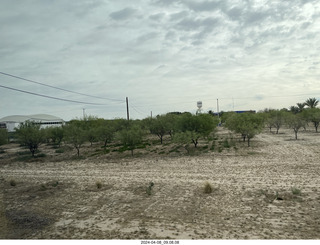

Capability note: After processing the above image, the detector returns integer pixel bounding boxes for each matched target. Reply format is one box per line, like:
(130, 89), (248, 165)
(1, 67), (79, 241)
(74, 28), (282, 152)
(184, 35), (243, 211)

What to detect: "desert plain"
(0, 127), (319, 239)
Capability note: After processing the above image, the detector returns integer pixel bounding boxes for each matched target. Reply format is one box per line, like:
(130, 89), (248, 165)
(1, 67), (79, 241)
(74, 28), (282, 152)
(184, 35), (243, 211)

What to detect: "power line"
(0, 71), (124, 102)
(0, 84), (109, 105)
(130, 102), (148, 116)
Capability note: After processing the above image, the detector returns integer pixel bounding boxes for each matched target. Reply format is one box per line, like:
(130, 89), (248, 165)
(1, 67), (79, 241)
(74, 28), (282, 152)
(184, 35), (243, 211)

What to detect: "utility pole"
(217, 98), (221, 126)
(82, 108), (86, 119)
(126, 97), (129, 121)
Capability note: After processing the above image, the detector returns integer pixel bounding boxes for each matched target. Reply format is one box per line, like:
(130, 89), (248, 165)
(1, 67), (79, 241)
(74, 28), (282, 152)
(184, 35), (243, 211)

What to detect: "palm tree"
(296, 103), (305, 112)
(305, 98), (319, 108)
(289, 106), (299, 114)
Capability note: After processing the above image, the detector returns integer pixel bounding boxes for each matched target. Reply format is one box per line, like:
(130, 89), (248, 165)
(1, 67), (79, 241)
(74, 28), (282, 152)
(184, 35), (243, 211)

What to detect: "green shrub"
(96, 181), (102, 189)
(146, 182), (154, 196)
(36, 153), (46, 158)
(291, 187), (301, 195)
(210, 142), (215, 151)
(55, 148), (65, 153)
(40, 184), (47, 191)
(223, 139), (230, 148)
(204, 182), (213, 194)
(9, 180), (16, 187)
(51, 181), (59, 187)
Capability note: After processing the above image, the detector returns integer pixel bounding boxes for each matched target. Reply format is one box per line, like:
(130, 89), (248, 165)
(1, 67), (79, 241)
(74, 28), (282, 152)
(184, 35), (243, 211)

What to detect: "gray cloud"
(110, 7), (137, 20)
(1, 0), (320, 120)
(176, 16), (219, 31)
(183, 0), (223, 12)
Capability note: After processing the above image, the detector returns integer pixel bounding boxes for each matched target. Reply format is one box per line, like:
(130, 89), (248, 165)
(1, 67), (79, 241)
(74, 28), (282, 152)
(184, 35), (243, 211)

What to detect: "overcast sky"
(1, 0), (320, 121)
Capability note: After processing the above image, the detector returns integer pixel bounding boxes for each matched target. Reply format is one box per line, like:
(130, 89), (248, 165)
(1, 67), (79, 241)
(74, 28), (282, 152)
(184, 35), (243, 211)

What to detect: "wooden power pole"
(126, 97), (129, 121)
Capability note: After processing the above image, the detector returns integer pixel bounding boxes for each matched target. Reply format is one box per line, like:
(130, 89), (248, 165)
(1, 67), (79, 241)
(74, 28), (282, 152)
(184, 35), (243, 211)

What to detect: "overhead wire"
(1, 71), (319, 117)
(0, 84), (110, 106)
(0, 71), (125, 102)
(130, 102), (149, 117)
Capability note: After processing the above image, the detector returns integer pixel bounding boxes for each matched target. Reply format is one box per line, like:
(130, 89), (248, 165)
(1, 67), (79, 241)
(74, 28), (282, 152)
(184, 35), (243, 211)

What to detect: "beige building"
(0, 114), (64, 132)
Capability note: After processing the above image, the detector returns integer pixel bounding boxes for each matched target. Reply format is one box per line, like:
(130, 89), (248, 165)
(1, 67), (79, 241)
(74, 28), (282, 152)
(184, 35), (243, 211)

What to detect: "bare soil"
(1, 127), (320, 239)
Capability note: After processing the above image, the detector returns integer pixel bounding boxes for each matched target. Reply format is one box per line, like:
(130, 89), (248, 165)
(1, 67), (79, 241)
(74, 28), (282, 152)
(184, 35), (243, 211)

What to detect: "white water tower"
(196, 101), (202, 114)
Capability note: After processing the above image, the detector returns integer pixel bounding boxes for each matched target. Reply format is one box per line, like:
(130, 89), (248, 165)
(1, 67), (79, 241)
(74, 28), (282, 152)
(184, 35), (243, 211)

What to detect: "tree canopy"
(225, 113), (264, 146)
(15, 120), (45, 157)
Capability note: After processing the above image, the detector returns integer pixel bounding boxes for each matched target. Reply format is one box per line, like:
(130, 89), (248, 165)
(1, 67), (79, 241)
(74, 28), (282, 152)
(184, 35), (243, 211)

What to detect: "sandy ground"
(0, 127), (320, 239)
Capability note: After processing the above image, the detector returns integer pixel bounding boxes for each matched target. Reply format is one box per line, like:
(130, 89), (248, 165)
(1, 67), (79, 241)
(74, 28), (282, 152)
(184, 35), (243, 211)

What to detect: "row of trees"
(3, 98), (319, 157)
(11, 113), (218, 157)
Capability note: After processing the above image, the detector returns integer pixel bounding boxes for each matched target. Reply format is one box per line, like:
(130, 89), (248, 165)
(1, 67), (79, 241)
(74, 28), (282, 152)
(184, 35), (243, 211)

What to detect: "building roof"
(0, 114), (64, 123)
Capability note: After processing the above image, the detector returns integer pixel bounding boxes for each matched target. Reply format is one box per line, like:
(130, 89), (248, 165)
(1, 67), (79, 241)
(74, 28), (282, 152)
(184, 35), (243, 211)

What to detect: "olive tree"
(118, 125), (143, 156)
(286, 113), (306, 140)
(225, 113), (264, 147)
(15, 120), (45, 157)
(174, 113), (218, 148)
(0, 128), (8, 145)
(147, 115), (171, 144)
(302, 108), (320, 132)
(269, 110), (286, 134)
(46, 126), (64, 147)
(97, 120), (116, 147)
(64, 124), (87, 156)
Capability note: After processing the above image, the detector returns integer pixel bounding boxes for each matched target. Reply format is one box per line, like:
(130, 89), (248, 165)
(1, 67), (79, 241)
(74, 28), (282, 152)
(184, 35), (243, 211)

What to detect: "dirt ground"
(0, 127), (320, 239)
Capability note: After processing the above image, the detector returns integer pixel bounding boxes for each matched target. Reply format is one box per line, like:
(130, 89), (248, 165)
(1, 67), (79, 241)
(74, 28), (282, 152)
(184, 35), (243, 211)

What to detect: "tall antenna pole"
(232, 97), (234, 111)
(126, 97), (129, 121)
(217, 99), (219, 117)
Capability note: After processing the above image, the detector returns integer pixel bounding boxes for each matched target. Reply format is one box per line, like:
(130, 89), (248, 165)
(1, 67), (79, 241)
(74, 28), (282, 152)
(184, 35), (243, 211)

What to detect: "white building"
(0, 114), (64, 132)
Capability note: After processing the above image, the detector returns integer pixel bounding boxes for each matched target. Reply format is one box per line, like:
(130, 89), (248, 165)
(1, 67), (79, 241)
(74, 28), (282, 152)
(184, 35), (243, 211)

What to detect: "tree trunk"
(314, 122), (319, 132)
(158, 134), (163, 144)
(242, 134), (246, 142)
(247, 138), (250, 147)
(294, 130), (298, 140)
(184, 144), (190, 154)
(76, 147), (80, 156)
(192, 139), (198, 148)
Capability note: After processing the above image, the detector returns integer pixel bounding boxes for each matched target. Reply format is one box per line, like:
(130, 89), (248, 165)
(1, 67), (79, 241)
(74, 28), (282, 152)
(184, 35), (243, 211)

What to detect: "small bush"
(204, 182), (213, 194)
(51, 181), (59, 187)
(223, 139), (230, 148)
(10, 179), (16, 186)
(55, 148), (65, 153)
(96, 181), (102, 189)
(36, 153), (46, 158)
(146, 182), (154, 196)
(210, 142), (215, 151)
(16, 151), (31, 156)
(40, 184), (47, 191)
(291, 187), (301, 195)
